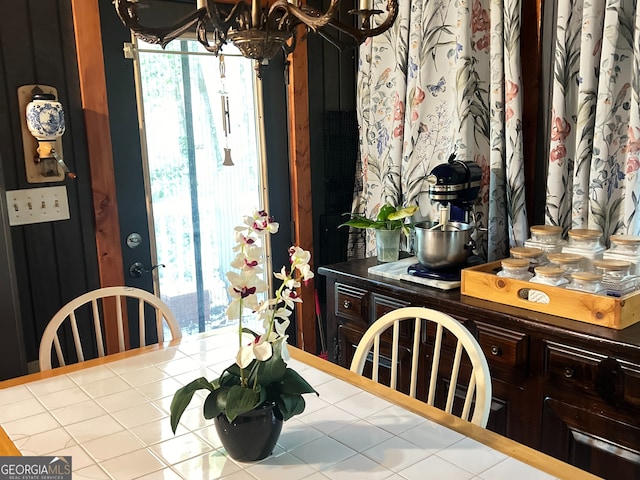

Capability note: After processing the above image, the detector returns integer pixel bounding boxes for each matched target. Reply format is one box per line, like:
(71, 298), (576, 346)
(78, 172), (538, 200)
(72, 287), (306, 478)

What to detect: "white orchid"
(236, 336), (273, 369)
(226, 211), (314, 378)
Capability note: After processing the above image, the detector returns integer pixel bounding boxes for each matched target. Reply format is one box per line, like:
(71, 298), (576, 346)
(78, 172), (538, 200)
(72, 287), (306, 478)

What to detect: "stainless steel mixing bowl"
(414, 221), (473, 270)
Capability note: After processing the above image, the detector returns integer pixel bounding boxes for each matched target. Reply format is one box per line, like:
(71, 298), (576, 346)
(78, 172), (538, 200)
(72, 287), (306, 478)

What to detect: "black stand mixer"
(426, 152), (482, 225)
(409, 153), (483, 282)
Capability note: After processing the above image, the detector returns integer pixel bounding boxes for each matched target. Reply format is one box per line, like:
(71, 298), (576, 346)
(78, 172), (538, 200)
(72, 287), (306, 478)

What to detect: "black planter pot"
(214, 402), (283, 462)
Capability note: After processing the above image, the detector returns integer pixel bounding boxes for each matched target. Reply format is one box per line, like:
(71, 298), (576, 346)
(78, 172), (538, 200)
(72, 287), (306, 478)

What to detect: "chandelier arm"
(196, 21), (227, 55)
(204, 0), (249, 32)
(114, 0), (207, 48)
(268, 0), (341, 31)
(320, 0), (399, 45)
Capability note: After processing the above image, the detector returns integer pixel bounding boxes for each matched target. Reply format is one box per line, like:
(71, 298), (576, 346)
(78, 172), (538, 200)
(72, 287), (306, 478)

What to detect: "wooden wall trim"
(522, 0), (544, 226)
(287, 33), (317, 354)
(70, 0), (127, 354)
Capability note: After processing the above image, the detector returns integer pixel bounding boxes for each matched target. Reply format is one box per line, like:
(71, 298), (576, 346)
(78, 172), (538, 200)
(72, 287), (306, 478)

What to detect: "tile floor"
(0, 333), (560, 480)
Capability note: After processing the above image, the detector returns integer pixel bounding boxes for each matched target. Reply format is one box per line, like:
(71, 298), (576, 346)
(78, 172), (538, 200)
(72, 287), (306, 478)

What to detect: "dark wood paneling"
(0, 0), (100, 366)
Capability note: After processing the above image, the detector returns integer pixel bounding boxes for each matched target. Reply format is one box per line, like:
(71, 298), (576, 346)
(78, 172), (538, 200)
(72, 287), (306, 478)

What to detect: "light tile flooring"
(0, 334), (559, 480)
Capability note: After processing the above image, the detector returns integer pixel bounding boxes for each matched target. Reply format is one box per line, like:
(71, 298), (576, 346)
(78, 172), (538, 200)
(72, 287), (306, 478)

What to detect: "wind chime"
(219, 55), (234, 167)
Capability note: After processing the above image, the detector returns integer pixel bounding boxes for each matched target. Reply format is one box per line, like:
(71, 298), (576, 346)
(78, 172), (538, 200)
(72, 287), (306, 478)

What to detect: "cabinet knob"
(343, 300), (351, 309)
(490, 345), (502, 356)
(563, 366), (575, 378)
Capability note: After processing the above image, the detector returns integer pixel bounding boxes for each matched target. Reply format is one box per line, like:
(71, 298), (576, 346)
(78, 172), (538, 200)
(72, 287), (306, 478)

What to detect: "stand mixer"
(367, 153), (484, 290)
(410, 153), (483, 280)
(426, 152), (482, 227)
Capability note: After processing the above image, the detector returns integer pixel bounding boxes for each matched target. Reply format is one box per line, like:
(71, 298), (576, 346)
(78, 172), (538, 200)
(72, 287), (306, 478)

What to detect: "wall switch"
(6, 186), (70, 226)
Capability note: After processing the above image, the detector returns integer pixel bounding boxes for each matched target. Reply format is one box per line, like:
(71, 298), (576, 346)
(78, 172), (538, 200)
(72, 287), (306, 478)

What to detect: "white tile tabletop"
(0, 331), (598, 479)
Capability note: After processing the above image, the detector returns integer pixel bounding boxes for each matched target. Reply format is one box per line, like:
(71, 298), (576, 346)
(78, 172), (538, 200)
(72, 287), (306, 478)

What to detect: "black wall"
(0, 0), (100, 375)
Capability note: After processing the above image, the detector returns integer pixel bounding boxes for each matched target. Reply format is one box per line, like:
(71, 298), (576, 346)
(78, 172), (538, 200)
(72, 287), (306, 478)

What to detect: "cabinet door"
(541, 397), (640, 479)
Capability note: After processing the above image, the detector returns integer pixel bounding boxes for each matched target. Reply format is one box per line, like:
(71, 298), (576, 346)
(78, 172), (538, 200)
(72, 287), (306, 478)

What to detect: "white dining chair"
(39, 286), (181, 371)
(350, 306), (492, 427)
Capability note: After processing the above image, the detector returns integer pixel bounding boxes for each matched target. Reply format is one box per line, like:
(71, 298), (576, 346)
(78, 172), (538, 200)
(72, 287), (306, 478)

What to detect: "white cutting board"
(367, 256), (461, 290)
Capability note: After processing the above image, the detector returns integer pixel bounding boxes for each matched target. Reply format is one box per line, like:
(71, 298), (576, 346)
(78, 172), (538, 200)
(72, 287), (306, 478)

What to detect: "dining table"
(0, 330), (601, 480)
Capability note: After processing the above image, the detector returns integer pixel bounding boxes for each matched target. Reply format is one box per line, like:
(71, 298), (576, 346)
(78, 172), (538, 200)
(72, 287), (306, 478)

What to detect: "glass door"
(133, 38), (267, 336)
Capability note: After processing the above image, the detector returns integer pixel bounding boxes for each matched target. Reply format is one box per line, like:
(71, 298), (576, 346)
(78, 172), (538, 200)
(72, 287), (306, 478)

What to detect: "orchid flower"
(227, 210), (313, 379)
(236, 336), (273, 369)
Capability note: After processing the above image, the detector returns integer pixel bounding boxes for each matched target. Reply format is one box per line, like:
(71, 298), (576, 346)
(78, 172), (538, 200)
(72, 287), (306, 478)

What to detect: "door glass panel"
(135, 39), (265, 336)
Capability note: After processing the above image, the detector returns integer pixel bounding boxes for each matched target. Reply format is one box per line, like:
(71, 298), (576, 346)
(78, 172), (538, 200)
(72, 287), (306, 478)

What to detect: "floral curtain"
(352, 0), (528, 261)
(546, 0), (640, 239)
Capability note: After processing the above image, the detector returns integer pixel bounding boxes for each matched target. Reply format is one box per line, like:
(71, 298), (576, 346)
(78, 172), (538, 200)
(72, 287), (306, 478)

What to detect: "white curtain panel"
(546, 0), (640, 238)
(353, 0), (528, 261)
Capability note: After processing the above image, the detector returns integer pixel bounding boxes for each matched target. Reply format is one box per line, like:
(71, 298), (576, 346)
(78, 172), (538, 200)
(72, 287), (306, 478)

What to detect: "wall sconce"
(17, 85), (75, 183)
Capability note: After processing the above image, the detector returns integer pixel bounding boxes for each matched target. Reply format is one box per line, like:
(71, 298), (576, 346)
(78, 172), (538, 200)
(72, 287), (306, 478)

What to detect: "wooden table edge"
(0, 334), (601, 479)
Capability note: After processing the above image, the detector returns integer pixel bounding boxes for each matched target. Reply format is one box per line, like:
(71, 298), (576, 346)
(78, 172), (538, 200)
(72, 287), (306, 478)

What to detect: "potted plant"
(340, 203), (418, 262)
(169, 210), (318, 462)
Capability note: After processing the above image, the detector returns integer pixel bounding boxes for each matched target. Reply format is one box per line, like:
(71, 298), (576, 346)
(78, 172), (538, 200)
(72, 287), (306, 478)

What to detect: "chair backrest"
(350, 306), (492, 427)
(39, 286), (182, 371)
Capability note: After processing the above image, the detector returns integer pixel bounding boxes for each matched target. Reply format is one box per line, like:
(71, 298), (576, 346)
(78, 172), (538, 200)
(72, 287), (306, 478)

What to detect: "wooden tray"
(461, 261), (640, 329)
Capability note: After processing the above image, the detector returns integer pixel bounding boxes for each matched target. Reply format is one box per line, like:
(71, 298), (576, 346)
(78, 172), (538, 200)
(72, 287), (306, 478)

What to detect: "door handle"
(129, 262), (165, 278)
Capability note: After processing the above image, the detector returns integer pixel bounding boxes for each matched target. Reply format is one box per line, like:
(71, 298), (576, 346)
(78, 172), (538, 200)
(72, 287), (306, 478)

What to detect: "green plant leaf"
(376, 204), (396, 222)
(203, 386), (229, 419)
(254, 338), (287, 386)
(225, 385), (262, 421)
(169, 377), (214, 433)
(387, 205), (418, 221)
(276, 394), (306, 421)
(279, 368), (318, 395)
(339, 217), (376, 229)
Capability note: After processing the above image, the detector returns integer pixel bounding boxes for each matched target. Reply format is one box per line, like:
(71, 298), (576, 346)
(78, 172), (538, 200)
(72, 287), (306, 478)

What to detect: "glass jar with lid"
(497, 258), (533, 280)
(604, 235), (640, 276)
(593, 258), (637, 297)
(510, 246), (545, 270)
(565, 272), (603, 293)
(562, 228), (605, 268)
(546, 252), (586, 279)
(525, 225), (566, 254)
(530, 266), (569, 286)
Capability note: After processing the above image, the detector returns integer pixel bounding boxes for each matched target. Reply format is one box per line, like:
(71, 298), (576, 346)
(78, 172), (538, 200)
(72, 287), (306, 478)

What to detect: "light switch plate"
(6, 186), (70, 226)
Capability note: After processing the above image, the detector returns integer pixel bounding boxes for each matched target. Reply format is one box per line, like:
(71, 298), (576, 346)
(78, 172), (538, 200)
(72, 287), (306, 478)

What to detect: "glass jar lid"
(511, 246), (544, 259)
(546, 252), (583, 265)
(533, 266), (565, 277)
(530, 225), (563, 237)
(501, 258), (530, 269)
(567, 228), (602, 240)
(610, 234), (640, 245)
(569, 271), (602, 282)
(593, 258), (632, 272)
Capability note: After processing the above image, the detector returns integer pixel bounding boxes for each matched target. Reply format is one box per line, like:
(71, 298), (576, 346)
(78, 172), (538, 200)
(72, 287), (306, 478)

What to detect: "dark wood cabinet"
(319, 258), (640, 480)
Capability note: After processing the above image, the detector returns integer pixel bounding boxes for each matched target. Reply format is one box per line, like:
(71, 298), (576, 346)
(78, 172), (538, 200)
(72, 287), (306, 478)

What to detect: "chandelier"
(114, 0), (399, 75)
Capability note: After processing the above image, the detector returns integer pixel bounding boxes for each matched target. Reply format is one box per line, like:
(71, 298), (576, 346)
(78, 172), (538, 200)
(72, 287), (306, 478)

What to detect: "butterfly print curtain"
(351, 0), (528, 261)
(546, 1), (640, 238)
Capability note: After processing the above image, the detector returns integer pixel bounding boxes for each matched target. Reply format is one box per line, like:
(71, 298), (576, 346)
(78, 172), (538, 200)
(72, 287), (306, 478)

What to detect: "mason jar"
(497, 258), (533, 280)
(565, 272), (603, 294)
(546, 252), (586, 279)
(593, 258), (637, 297)
(563, 229), (605, 269)
(511, 246), (545, 270)
(604, 235), (640, 276)
(530, 266), (569, 286)
(530, 225), (564, 244)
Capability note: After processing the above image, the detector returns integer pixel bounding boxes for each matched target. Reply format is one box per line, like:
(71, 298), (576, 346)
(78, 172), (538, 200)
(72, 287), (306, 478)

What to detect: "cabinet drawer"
(544, 340), (640, 411)
(371, 293), (411, 322)
(335, 283), (368, 324)
(476, 322), (529, 372)
(544, 342), (603, 394)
